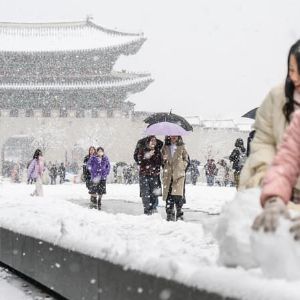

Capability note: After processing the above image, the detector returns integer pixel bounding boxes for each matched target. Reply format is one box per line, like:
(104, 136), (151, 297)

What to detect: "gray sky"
(1, 0), (300, 119)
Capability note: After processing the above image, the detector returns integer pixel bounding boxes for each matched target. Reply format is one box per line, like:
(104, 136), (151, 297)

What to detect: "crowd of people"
(2, 160), (79, 184)
(2, 151), (243, 188)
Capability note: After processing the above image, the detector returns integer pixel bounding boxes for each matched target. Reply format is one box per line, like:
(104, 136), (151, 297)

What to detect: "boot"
(97, 195), (102, 210)
(176, 211), (184, 221)
(166, 208), (175, 221)
(90, 195), (97, 204)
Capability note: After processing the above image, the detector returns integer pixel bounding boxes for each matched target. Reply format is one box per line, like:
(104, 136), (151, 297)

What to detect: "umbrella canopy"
(145, 122), (190, 136)
(242, 108), (258, 119)
(144, 112), (193, 131)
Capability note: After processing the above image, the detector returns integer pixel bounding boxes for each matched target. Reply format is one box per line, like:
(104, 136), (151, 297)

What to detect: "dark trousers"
(166, 195), (184, 219)
(234, 171), (240, 188)
(50, 176), (56, 185)
(165, 180), (184, 220)
(206, 175), (214, 186)
(139, 175), (161, 215)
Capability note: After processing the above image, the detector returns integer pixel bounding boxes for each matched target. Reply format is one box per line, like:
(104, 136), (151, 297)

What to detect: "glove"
(290, 216), (300, 241)
(252, 197), (290, 232)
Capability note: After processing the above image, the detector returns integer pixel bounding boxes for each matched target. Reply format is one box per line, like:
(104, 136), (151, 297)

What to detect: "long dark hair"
(33, 149), (42, 159)
(88, 146), (96, 156)
(164, 136), (184, 146)
(283, 40), (300, 122)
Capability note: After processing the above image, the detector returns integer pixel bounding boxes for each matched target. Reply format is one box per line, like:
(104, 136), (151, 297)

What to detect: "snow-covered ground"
(0, 267), (55, 300)
(0, 181), (300, 300)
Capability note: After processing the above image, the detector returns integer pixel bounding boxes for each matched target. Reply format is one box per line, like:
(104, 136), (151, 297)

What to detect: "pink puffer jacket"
(261, 110), (300, 207)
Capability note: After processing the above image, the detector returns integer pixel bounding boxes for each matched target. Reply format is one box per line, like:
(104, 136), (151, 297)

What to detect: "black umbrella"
(144, 112), (193, 131)
(241, 108), (258, 119)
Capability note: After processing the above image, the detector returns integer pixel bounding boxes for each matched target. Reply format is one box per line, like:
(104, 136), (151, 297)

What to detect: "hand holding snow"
(252, 196), (290, 232)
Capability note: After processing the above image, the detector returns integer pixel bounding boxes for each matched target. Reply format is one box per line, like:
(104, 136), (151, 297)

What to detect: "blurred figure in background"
(229, 138), (246, 188)
(27, 149), (44, 197)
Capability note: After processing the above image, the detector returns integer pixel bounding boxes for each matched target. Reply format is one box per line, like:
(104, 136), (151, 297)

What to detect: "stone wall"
(0, 115), (249, 168)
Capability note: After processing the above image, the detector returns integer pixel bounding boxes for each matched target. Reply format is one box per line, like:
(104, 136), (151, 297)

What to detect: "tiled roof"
(0, 75), (153, 90)
(0, 20), (145, 52)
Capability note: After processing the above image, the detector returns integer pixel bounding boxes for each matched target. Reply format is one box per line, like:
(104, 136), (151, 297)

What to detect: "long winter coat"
(161, 144), (189, 201)
(27, 157), (44, 180)
(239, 84), (300, 189)
(87, 155), (111, 182)
(260, 110), (300, 206)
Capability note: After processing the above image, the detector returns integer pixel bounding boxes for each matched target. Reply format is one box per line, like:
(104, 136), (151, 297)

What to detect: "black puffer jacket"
(229, 145), (246, 171)
(82, 155), (91, 181)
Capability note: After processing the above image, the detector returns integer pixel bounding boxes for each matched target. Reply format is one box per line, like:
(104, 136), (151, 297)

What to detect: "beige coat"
(239, 83), (300, 191)
(161, 144), (189, 201)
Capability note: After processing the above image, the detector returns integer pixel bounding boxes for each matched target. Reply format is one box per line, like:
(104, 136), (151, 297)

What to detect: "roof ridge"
(0, 20), (87, 28)
(0, 20), (143, 38)
(86, 20), (143, 37)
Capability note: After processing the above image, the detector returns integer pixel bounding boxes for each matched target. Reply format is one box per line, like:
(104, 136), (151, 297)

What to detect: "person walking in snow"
(229, 138), (246, 188)
(58, 162), (66, 184)
(162, 136), (190, 221)
(204, 159), (217, 186)
(87, 147), (111, 209)
(216, 159), (230, 186)
(49, 163), (57, 185)
(82, 146), (96, 198)
(134, 135), (163, 215)
(116, 164), (124, 184)
(240, 40), (300, 196)
(190, 162), (200, 185)
(27, 149), (44, 197)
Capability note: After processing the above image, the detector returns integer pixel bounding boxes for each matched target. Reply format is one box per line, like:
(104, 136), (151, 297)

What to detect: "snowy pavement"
(0, 182), (300, 300)
(0, 267), (55, 300)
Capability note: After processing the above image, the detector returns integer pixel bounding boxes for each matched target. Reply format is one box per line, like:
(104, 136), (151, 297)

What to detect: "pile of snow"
(1, 183), (300, 299)
(216, 187), (300, 281)
(251, 218), (300, 280)
(215, 188), (261, 269)
(0, 187), (217, 281)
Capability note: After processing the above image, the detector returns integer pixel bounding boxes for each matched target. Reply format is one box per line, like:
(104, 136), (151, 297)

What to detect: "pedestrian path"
(67, 198), (220, 232)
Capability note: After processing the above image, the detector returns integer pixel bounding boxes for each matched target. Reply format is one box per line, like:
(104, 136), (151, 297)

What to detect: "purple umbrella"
(145, 122), (190, 136)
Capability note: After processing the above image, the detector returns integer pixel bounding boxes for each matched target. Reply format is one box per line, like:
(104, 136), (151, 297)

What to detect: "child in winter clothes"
(27, 149), (44, 197)
(87, 147), (110, 209)
(253, 109), (300, 239)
